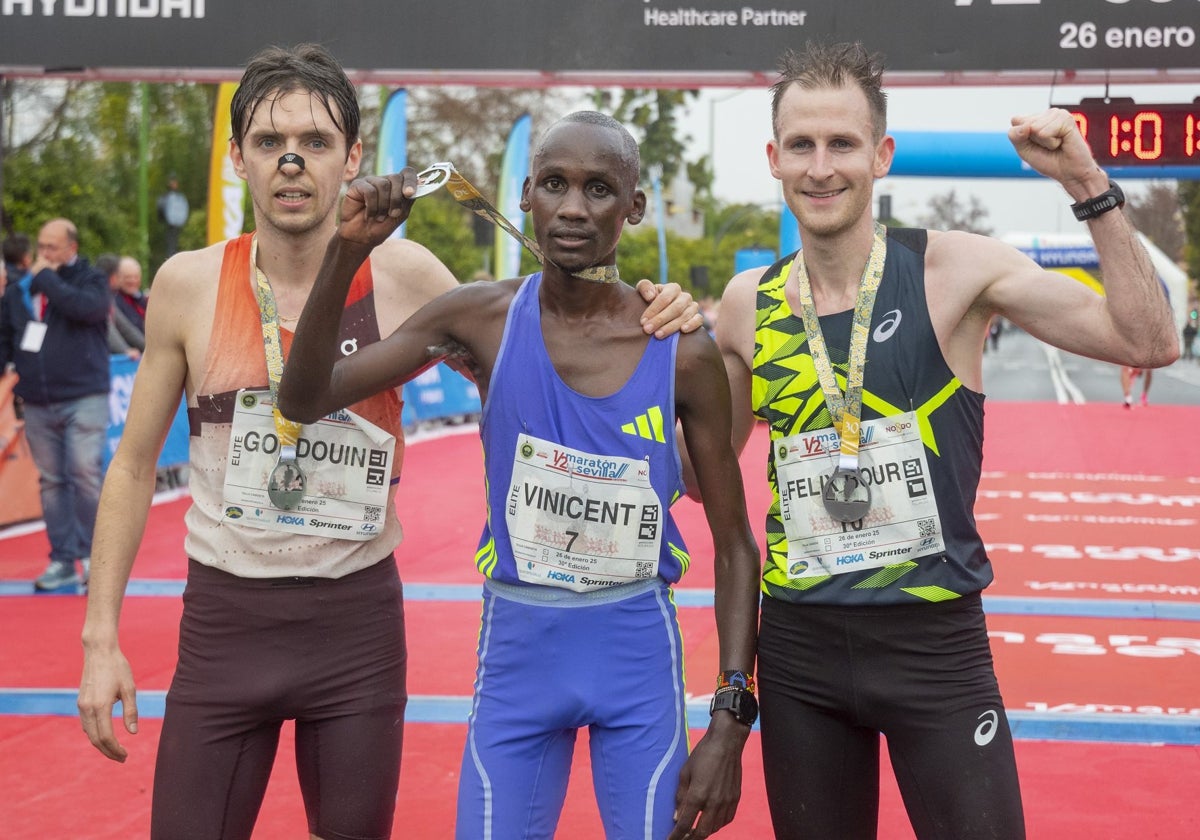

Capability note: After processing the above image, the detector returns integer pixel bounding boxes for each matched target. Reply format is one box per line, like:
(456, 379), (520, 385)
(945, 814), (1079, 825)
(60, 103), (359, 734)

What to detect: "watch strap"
(1071, 181), (1125, 221)
(709, 684), (759, 726)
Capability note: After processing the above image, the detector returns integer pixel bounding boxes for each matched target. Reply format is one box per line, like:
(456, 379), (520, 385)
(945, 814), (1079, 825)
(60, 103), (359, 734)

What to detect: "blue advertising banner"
(401, 363), (481, 423)
(735, 247), (777, 275)
(105, 356), (190, 471)
(779, 203), (800, 259)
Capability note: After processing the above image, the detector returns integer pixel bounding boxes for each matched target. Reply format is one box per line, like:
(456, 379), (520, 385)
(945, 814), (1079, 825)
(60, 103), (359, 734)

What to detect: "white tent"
(1002, 231), (1190, 335)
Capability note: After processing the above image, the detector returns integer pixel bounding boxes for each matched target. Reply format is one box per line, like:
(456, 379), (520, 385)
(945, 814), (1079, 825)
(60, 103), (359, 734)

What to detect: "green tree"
(2, 79), (214, 278)
(592, 88), (699, 192)
(917, 189), (993, 235)
(397, 86), (571, 196)
(1126, 182), (1185, 262)
(1180, 181), (1200, 303)
(609, 200), (777, 298)
(405, 191), (488, 282)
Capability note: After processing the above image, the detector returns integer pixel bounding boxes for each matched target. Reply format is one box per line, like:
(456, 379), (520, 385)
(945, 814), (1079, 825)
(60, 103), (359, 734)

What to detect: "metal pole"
(0, 74), (7, 231)
(137, 82), (150, 266)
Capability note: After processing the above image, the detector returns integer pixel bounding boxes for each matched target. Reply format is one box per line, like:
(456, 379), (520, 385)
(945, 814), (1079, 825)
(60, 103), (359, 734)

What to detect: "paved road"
(982, 327), (1200, 406)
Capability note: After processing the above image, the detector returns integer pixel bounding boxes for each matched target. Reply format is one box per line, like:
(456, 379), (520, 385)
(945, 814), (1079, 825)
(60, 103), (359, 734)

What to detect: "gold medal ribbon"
(790, 223), (888, 472)
(416, 162), (620, 284)
(249, 235), (303, 457)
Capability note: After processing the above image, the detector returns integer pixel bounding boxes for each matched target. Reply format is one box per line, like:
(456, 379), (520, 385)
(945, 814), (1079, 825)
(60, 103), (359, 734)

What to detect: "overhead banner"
(2, 2), (1197, 82)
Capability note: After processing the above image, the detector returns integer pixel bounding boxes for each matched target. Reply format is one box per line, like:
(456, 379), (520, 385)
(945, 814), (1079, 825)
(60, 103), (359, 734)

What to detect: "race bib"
(20, 321), (47, 353)
(221, 390), (394, 540)
(506, 433), (661, 592)
(774, 412), (945, 579)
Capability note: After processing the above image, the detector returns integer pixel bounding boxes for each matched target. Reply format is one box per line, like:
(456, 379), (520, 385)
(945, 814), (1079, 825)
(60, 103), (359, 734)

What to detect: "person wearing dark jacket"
(0, 218), (111, 591)
(95, 253), (145, 359)
(3, 232), (34, 295)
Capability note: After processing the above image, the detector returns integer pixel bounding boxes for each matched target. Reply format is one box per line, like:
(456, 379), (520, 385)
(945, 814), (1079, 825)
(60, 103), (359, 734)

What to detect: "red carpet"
(2, 402), (1198, 838)
(4, 716), (1196, 839)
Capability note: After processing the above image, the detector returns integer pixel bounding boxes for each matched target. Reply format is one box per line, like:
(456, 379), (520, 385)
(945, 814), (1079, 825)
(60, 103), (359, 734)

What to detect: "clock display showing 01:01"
(1052, 98), (1200, 167)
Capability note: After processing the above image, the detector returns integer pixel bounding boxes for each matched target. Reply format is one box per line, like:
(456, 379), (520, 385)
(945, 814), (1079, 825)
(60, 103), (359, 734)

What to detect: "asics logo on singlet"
(974, 709), (1000, 746)
(873, 309), (903, 343)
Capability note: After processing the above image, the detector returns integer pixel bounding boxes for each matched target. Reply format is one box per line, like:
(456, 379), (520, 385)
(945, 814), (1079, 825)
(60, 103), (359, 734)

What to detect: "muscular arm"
(987, 110), (1176, 367)
(280, 173), (449, 422)
(280, 173), (520, 422)
(79, 256), (193, 762)
(669, 329), (760, 840)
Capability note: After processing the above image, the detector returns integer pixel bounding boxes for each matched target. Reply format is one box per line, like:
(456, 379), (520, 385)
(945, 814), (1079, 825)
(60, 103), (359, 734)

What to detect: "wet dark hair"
(229, 43), (360, 152)
(544, 111), (641, 188)
(771, 42), (888, 142)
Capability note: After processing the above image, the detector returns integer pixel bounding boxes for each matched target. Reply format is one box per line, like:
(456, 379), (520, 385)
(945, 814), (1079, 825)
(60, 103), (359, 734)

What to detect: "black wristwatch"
(1070, 181), (1125, 221)
(709, 686), (758, 727)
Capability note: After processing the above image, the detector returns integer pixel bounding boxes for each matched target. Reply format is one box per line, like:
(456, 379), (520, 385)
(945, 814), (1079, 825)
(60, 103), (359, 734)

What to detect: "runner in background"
(1120, 365), (1153, 408)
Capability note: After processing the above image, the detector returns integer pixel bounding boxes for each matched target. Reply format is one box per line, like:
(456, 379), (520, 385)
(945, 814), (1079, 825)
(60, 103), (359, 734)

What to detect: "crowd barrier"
(0, 359), (480, 528)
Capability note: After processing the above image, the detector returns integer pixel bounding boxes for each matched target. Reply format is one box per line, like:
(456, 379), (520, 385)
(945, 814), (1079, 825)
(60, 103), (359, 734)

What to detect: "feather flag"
(206, 82), (245, 245)
(494, 112), (531, 279)
(377, 88), (408, 239)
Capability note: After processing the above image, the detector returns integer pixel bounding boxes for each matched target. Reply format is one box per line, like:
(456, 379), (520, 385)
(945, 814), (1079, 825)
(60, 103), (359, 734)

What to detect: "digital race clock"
(1053, 98), (1200, 168)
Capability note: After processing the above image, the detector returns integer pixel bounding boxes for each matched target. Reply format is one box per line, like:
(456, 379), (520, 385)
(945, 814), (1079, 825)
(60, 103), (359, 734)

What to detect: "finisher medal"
(822, 467), (871, 523)
(267, 454), (306, 510)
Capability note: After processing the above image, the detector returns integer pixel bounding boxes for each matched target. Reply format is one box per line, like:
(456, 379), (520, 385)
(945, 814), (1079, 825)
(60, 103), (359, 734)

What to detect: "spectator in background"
(3, 232), (33, 296)
(96, 253), (144, 361)
(1184, 318), (1197, 361)
(157, 176), (190, 259)
(112, 256), (148, 335)
(0, 218), (110, 591)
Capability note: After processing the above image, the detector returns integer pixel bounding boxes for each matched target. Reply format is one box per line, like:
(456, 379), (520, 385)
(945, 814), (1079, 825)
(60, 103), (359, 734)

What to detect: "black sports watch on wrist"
(709, 686), (758, 726)
(1070, 181), (1125, 222)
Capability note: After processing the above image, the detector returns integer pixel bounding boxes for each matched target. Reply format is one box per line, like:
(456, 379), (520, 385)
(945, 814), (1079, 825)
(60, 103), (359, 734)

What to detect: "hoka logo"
(621, 405), (666, 443)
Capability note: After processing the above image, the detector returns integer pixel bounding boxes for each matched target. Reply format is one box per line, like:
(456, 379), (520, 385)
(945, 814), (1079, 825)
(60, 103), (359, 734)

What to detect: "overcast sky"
(679, 82), (1198, 236)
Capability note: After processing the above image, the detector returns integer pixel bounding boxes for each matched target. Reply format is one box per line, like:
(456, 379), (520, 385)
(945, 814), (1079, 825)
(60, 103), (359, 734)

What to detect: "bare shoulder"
(676, 322), (720, 366)
(411, 274), (521, 329)
(713, 265), (767, 364)
(675, 326), (729, 407)
(370, 237), (458, 298)
(925, 229), (1032, 287)
(151, 241), (225, 300)
(368, 237), (460, 332)
(145, 242), (225, 333)
(721, 266), (764, 303)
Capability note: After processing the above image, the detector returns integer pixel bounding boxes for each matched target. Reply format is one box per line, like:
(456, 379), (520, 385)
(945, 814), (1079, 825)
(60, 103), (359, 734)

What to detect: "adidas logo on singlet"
(621, 405), (666, 443)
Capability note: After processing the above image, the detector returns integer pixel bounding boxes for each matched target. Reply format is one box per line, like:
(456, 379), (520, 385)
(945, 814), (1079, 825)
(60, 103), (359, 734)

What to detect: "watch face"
(711, 688), (758, 726)
(737, 691), (759, 726)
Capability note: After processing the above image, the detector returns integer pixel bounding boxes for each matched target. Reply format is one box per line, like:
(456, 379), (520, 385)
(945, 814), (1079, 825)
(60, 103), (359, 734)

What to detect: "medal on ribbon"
(414, 162), (620, 284)
(790, 223), (888, 523)
(251, 235), (308, 510)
